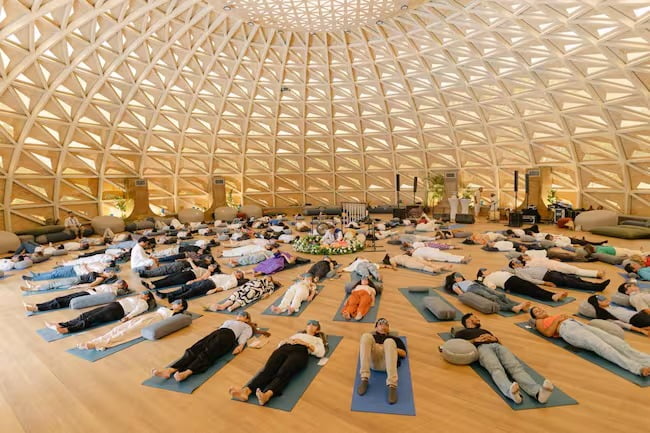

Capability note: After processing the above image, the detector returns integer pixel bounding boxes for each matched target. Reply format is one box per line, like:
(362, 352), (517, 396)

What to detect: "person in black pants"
(24, 280), (130, 312)
(151, 311), (269, 382)
(142, 262), (218, 290)
(306, 256), (338, 282)
(479, 269), (569, 302)
(139, 261), (188, 278)
(508, 260), (609, 292)
(45, 291), (156, 334)
(150, 270), (247, 303)
(230, 320), (328, 405)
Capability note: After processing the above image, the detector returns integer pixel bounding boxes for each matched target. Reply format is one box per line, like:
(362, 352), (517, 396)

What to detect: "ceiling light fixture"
(401, 5), (409, 10)
(376, 20), (384, 25)
(223, 5), (232, 11)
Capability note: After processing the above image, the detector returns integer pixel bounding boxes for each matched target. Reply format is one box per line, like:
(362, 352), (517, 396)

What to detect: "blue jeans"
(15, 241), (39, 255)
(31, 266), (77, 280)
(478, 343), (541, 397)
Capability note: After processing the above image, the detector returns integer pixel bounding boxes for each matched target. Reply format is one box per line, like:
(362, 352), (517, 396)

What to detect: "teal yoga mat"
(262, 284), (324, 317)
(333, 293), (381, 323)
(22, 286), (76, 296)
(438, 332), (578, 409)
(514, 322), (650, 387)
(398, 287), (462, 322)
(618, 273), (650, 288)
(36, 320), (118, 342)
(236, 335), (343, 411)
(350, 337), (415, 415)
(66, 312), (203, 361)
(496, 288), (576, 307)
(25, 293), (132, 317)
(204, 292), (271, 315)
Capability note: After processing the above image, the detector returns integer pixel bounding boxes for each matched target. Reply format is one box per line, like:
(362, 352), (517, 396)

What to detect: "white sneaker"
(508, 382), (523, 404)
(537, 379), (554, 403)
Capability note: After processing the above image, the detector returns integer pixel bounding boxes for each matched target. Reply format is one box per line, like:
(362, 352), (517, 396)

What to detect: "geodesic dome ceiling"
(1, 0), (649, 230)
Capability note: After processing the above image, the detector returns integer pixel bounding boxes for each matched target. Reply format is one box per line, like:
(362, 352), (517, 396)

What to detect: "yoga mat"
(398, 288), (462, 322)
(496, 288), (576, 307)
(515, 322), (650, 387)
(65, 312), (203, 361)
(618, 273), (650, 288)
(350, 337), (415, 416)
(204, 293), (272, 315)
(333, 293), (381, 323)
(262, 284), (325, 317)
(22, 286), (75, 296)
(398, 265), (446, 277)
(438, 332), (578, 410)
(25, 293), (133, 317)
(440, 224), (466, 229)
(36, 320), (119, 342)
(237, 335), (343, 411)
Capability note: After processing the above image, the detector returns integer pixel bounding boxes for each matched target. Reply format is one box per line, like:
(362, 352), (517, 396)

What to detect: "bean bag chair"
(214, 206), (237, 222)
(35, 230), (76, 244)
(91, 216), (125, 234)
(69, 292), (116, 309)
(588, 319), (625, 340)
(239, 204), (263, 219)
(574, 210), (618, 231)
(589, 225), (650, 240)
(458, 292), (499, 314)
(178, 208), (204, 224)
(18, 234), (35, 243)
(0, 231), (20, 254)
(439, 339), (479, 365)
(141, 313), (192, 340)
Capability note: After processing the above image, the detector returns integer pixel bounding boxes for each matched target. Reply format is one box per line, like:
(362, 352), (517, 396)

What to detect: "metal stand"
(365, 219), (385, 252)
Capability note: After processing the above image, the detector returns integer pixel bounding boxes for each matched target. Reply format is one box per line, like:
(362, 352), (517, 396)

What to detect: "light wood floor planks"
(1, 221), (649, 433)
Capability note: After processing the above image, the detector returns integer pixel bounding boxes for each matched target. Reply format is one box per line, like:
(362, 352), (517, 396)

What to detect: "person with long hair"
(530, 306), (650, 376)
(587, 294), (650, 333)
(151, 269), (248, 303)
(205, 276), (281, 312)
(229, 319), (327, 405)
(479, 268), (569, 302)
(44, 291), (156, 334)
(444, 272), (530, 314)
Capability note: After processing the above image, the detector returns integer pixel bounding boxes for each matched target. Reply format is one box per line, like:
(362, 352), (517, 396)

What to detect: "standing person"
(454, 313), (554, 404)
(65, 211), (83, 238)
(229, 319), (327, 406)
(474, 187), (483, 219)
(356, 318), (407, 404)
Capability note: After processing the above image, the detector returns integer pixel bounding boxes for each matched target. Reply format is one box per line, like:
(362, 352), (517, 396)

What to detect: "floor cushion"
(611, 292), (631, 307)
(589, 225), (650, 239)
(423, 296), (456, 320)
(239, 205), (263, 219)
(588, 319), (625, 340)
(178, 208), (204, 223)
(578, 301), (596, 318)
(575, 210), (618, 231)
(91, 216), (125, 234)
(214, 207), (237, 222)
(141, 313), (192, 340)
(70, 292), (116, 309)
(439, 339), (479, 365)
(0, 231), (21, 254)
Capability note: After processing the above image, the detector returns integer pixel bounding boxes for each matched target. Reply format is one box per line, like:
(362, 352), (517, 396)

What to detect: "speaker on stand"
(525, 173), (530, 208)
(509, 170), (522, 227)
(413, 176), (418, 205)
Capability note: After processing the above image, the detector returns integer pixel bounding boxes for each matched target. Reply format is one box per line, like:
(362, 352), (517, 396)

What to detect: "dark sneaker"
(357, 379), (369, 396)
(387, 385), (398, 404)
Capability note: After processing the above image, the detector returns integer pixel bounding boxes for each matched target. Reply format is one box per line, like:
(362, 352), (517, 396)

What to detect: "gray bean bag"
(141, 313), (192, 340)
(578, 301), (596, 318)
(0, 231), (21, 254)
(35, 230), (77, 244)
(439, 338), (479, 365)
(423, 296), (456, 320)
(69, 292), (116, 309)
(13, 258), (33, 270)
(588, 319), (625, 340)
(611, 292), (631, 307)
(458, 292), (499, 314)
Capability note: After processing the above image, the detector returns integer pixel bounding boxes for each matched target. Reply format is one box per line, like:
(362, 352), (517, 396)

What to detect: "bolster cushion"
(13, 258), (33, 270)
(578, 301), (597, 318)
(588, 319), (625, 340)
(141, 313), (192, 340)
(439, 339), (479, 365)
(611, 292), (631, 307)
(70, 292), (116, 309)
(423, 296), (455, 320)
(458, 292), (499, 314)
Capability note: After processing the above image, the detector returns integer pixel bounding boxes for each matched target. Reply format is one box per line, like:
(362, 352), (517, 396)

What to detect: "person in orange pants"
(342, 278), (376, 321)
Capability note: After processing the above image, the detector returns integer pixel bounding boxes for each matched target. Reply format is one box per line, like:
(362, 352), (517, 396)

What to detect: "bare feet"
(597, 271), (604, 279)
(45, 321), (67, 334)
(229, 386), (251, 401)
(552, 291), (568, 302)
(174, 370), (193, 382)
(78, 342), (96, 350)
(215, 303), (228, 311)
(229, 259), (238, 266)
(152, 368), (176, 379)
(521, 302), (532, 312)
(256, 388), (273, 406)
(23, 303), (37, 312)
(354, 313), (363, 321)
(461, 255), (472, 264)
(287, 307), (295, 315)
(508, 382), (523, 404)
(641, 367), (650, 377)
(342, 311), (351, 320)
(270, 306), (282, 314)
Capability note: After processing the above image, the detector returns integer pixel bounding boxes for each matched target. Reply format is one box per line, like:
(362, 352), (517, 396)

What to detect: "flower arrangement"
(293, 235), (364, 255)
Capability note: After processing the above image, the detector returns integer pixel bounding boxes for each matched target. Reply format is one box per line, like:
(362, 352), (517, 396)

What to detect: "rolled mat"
(235, 335), (343, 411)
(438, 332), (578, 409)
(514, 322), (649, 387)
(398, 287), (462, 322)
(350, 337), (415, 416)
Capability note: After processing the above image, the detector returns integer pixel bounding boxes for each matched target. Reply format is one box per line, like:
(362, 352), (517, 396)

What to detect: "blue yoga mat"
(515, 322), (650, 387)
(36, 320), (119, 342)
(618, 273), (650, 288)
(495, 288), (576, 307)
(262, 284), (324, 317)
(350, 337), (415, 416)
(237, 335), (343, 411)
(22, 286), (75, 296)
(25, 293), (132, 317)
(438, 332), (578, 410)
(333, 293), (381, 323)
(398, 287), (462, 322)
(66, 312), (203, 361)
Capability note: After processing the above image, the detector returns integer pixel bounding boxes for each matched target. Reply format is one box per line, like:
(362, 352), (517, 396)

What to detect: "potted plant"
(425, 173), (445, 214)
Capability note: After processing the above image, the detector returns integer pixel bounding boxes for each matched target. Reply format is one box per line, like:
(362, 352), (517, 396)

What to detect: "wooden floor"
(1, 221), (649, 433)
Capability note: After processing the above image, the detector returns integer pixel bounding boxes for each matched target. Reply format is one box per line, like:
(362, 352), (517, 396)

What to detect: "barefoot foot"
(152, 368), (176, 379)
(256, 388), (273, 406)
(229, 386), (251, 401)
(174, 370), (193, 382)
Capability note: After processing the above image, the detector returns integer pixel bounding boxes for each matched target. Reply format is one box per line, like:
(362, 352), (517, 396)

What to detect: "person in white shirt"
(230, 319), (327, 406)
(411, 246), (470, 263)
(386, 253), (455, 274)
(77, 299), (189, 351)
(521, 254), (604, 278)
(586, 295), (650, 334)
(151, 269), (246, 303)
(480, 269), (568, 302)
(618, 282), (650, 327)
(24, 280), (130, 312)
(153, 311), (270, 382)
(484, 240), (515, 252)
(218, 239), (274, 258)
(45, 291), (156, 334)
(130, 237), (156, 271)
(64, 211), (83, 238)
(271, 275), (318, 315)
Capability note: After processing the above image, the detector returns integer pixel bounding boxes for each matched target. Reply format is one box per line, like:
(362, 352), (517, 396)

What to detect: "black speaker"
(514, 170), (519, 192)
(525, 173), (530, 194)
(508, 212), (523, 227)
(396, 174), (400, 192)
(455, 214), (475, 224)
(413, 176), (418, 193)
(392, 208), (407, 219)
